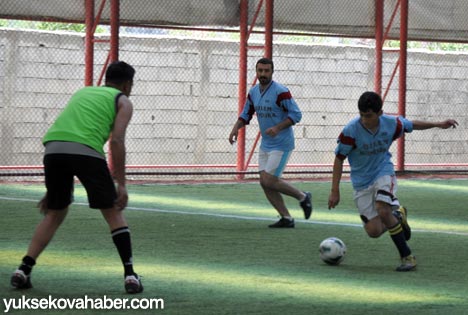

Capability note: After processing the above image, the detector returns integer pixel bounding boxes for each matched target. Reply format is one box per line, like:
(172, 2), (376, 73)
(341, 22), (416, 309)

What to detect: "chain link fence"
(1, 1), (468, 181)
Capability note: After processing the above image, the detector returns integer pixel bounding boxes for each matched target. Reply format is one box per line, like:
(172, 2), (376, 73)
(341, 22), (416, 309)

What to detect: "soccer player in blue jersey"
(328, 91), (458, 271)
(229, 58), (312, 228)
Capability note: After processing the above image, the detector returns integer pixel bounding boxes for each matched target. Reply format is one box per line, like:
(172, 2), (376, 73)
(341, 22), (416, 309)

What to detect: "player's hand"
(328, 190), (340, 210)
(229, 128), (239, 144)
(439, 119), (459, 129)
(265, 126), (280, 137)
(115, 185), (128, 210)
(229, 130), (238, 145)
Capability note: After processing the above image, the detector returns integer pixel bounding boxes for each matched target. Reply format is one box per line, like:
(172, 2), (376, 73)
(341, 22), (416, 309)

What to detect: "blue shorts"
(43, 154), (117, 210)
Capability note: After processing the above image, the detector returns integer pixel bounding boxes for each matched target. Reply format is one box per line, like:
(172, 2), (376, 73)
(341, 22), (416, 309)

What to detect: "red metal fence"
(1, 0), (468, 181)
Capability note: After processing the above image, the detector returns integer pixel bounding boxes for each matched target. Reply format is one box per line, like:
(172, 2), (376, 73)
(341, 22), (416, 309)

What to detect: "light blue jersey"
(335, 114), (413, 190)
(239, 81), (302, 151)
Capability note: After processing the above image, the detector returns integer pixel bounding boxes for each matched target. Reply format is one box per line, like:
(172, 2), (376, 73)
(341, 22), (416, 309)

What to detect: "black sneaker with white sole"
(11, 269), (33, 289)
(268, 217), (295, 228)
(125, 274), (144, 294)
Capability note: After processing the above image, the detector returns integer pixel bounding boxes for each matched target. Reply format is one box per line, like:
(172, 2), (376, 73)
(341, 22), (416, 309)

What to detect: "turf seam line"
(1, 196), (467, 237)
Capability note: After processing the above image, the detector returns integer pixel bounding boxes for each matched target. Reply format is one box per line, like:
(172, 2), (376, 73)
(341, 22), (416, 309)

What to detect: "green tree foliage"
(36, 22), (87, 32)
(0, 19), (105, 33)
(387, 39), (468, 52)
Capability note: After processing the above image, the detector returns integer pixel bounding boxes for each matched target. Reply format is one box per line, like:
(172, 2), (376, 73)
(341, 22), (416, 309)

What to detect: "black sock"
(388, 223), (411, 258)
(19, 256), (36, 276)
(111, 227), (135, 277)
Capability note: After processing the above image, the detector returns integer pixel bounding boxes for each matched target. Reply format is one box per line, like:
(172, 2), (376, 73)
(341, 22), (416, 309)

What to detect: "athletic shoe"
(268, 217), (295, 228)
(10, 269), (33, 289)
(125, 274), (143, 294)
(396, 206), (411, 241)
(396, 255), (417, 272)
(300, 192), (313, 219)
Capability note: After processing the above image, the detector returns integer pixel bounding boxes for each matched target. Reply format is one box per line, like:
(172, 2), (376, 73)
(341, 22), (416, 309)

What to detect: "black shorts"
(43, 154), (117, 210)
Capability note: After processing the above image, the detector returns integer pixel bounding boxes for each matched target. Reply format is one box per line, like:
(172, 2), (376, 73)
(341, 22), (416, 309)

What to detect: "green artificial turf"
(0, 179), (467, 314)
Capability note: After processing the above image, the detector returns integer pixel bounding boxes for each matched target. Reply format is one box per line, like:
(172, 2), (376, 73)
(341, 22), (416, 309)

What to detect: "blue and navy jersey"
(334, 114), (413, 190)
(239, 81), (302, 151)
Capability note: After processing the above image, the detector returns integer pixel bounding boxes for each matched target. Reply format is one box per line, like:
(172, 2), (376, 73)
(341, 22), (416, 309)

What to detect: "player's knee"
(259, 172), (275, 189)
(365, 229), (381, 238)
(363, 217), (384, 238)
(45, 208), (68, 225)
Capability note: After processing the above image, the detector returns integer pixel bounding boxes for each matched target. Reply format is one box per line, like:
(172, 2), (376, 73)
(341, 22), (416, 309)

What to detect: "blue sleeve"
(335, 124), (356, 159)
(285, 97), (302, 124)
(400, 116), (414, 133)
(239, 94), (255, 124)
(277, 90), (302, 124)
(392, 116), (413, 140)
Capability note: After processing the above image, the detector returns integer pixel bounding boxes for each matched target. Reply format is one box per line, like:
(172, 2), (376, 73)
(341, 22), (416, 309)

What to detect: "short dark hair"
(358, 91), (383, 113)
(105, 61), (135, 84)
(256, 57), (274, 71)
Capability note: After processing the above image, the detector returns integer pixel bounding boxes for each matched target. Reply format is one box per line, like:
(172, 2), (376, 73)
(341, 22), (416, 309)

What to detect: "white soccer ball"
(319, 237), (347, 265)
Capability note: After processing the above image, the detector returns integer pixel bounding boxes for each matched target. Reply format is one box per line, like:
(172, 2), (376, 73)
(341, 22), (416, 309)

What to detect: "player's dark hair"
(105, 61), (135, 84)
(358, 91), (383, 113)
(256, 57), (274, 72)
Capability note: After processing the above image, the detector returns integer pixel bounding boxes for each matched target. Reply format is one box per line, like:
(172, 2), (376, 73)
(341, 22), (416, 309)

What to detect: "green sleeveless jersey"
(43, 86), (122, 156)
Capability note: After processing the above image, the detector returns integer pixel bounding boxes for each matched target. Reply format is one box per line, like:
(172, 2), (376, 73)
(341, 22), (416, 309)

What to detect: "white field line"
(1, 196), (468, 237)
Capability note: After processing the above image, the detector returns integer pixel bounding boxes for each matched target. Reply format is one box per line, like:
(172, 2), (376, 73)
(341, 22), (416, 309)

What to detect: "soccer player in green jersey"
(10, 61), (143, 293)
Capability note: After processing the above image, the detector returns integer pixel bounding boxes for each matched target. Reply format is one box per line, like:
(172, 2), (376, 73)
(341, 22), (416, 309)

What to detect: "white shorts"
(353, 175), (400, 222)
(258, 149), (291, 177)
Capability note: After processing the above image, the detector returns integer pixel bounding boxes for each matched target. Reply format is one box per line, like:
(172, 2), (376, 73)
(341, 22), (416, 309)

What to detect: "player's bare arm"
(229, 119), (245, 144)
(110, 95), (133, 210)
(412, 119), (458, 130)
(328, 156), (345, 209)
(265, 117), (294, 137)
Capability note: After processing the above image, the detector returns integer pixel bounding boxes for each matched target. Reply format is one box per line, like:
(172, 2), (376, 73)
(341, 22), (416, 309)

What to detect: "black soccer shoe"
(268, 217), (295, 228)
(300, 192), (313, 219)
(125, 274), (144, 294)
(11, 269), (33, 289)
(396, 255), (417, 272)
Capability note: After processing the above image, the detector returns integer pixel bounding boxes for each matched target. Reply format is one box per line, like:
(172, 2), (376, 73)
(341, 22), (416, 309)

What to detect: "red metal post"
(377, 0), (401, 103)
(374, 0), (384, 95)
(241, 0), (275, 174)
(396, 0), (408, 171)
(236, 0), (248, 179)
(241, 0), (274, 174)
(84, 0), (95, 86)
(107, 0), (120, 173)
(110, 0), (119, 62)
(264, 0), (274, 59)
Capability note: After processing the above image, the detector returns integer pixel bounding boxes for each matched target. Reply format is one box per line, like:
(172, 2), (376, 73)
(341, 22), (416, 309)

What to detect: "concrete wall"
(1, 29), (467, 170)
